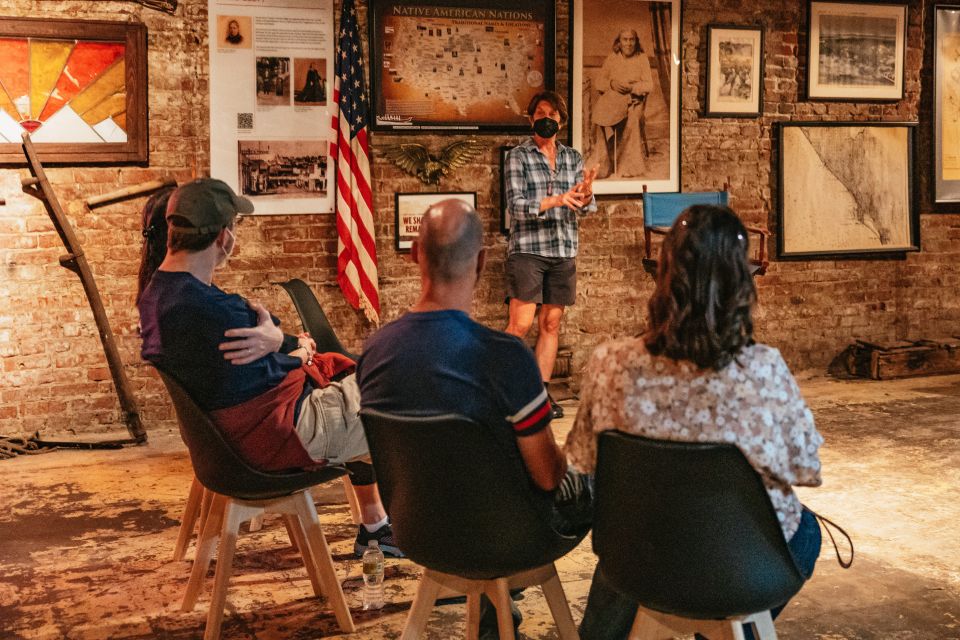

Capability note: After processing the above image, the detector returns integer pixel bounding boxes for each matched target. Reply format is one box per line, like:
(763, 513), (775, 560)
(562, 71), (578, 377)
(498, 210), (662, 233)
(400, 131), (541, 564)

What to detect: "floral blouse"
(564, 338), (823, 540)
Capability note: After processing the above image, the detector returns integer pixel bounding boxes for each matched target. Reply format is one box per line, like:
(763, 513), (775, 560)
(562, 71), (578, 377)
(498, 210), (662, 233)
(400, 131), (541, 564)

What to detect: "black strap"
(813, 511), (854, 569)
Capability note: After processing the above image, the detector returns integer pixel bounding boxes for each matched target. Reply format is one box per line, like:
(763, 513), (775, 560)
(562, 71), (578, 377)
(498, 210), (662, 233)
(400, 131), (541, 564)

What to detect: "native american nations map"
(373, 2), (550, 129)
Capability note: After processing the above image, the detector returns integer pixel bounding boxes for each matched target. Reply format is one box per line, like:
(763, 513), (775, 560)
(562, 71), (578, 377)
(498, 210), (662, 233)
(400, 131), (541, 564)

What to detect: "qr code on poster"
(237, 113), (253, 130)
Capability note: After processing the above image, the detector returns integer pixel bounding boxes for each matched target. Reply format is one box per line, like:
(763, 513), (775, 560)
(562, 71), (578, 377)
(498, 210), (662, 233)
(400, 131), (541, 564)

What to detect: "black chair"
(157, 370), (356, 639)
(277, 278), (358, 360)
(360, 408), (586, 640)
(593, 431), (807, 639)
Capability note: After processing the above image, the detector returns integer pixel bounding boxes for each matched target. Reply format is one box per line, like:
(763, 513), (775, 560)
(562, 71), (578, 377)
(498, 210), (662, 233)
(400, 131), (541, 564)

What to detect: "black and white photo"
(238, 140), (328, 198)
(706, 25), (764, 117)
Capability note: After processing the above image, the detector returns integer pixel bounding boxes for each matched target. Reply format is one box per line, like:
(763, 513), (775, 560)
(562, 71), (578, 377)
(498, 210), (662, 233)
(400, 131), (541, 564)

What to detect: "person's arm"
(772, 351), (824, 487)
(505, 146), (546, 221)
(219, 301), (284, 365)
(562, 348), (603, 473)
(509, 389), (567, 491)
(630, 55), (655, 97)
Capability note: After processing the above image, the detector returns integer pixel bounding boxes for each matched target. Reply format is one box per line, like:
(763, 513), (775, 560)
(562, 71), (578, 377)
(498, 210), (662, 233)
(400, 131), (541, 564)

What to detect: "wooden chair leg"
(248, 513), (264, 532)
(282, 513), (323, 598)
(182, 493), (227, 612)
(540, 568), (578, 640)
(401, 570), (443, 640)
(292, 491), (355, 633)
(197, 486), (214, 545)
(173, 476), (204, 562)
(465, 591), (482, 640)
(627, 608), (671, 640)
(746, 611), (777, 639)
(203, 501), (259, 640)
(483, 578), (515, 640)
(342, 476), (362, 525)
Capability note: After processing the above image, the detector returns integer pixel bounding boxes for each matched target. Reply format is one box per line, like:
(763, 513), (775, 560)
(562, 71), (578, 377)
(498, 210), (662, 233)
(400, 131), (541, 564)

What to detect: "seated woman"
(565, 204), (823, 640)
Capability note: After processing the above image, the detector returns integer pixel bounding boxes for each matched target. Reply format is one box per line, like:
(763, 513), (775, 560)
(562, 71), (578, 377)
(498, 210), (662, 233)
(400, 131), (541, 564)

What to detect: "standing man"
(504, 90), (597, 418)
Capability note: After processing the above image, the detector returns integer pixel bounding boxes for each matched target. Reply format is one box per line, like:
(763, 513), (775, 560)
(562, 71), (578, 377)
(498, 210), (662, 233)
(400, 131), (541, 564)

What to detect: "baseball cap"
(165, 178), (254, 234)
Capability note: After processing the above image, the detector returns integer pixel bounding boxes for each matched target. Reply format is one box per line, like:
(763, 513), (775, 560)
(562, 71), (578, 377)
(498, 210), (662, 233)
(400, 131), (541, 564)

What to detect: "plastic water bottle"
(362, 540), (385, 610)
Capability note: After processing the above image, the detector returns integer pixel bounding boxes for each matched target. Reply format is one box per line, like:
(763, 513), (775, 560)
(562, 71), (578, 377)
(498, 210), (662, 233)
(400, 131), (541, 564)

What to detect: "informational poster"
(209, 0), (334, 215)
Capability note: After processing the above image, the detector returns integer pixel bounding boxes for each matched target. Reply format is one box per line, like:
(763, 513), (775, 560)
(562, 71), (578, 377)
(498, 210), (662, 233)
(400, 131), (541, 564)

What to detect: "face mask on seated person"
(533, 117), (560, 139)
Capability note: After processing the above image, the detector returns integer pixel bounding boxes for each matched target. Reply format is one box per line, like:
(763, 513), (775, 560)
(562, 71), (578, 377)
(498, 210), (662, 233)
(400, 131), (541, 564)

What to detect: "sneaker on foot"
(354, 522), (404, 558)
(548, 393), (564, 419)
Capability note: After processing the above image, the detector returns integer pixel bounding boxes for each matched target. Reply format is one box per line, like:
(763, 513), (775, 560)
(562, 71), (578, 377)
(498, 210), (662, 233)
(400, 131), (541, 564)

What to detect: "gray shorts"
(294, 373), (370, 465)
(506, 253), (576, 306)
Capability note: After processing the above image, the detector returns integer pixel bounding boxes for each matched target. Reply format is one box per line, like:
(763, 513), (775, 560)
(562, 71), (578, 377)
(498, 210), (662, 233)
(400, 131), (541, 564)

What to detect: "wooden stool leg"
(173, 476), (204, 562)
(292, 491), (356, 633)
(342, 476), (362, 525)
(627, 608), (671, 640)
(540, 568), (578, 640)
(483, 578), (515, 640)
(749, 611), (778, 639)
(182, 493), (226, 612)
(282, 513), (323, 598)
(248, 513), (264, 532)
(196, 487), (213, 544)
(203, 501), (256, 640)
(402, 570), (442, 640)
(464, 591), (482, 640)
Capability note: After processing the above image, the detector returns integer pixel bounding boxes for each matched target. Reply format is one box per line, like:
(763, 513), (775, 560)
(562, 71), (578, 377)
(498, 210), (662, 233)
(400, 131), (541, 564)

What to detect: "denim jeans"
(578, 507), (822, 640)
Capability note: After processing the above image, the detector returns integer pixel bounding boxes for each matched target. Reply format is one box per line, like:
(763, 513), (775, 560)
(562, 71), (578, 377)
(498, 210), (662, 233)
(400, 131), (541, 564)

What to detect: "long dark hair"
(644, 205), (756, 370)
(136, 186), (174, 304)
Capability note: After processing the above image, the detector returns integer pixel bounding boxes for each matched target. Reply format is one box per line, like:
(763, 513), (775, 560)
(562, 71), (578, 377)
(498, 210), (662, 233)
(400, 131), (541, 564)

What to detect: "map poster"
(208, 0), (334, 215)
(369, 0), (555, 132)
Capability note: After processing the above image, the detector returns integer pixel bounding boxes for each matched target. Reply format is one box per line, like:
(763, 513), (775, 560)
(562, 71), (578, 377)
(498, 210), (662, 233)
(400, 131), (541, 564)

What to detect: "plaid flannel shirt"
(505, 138), (597, 258)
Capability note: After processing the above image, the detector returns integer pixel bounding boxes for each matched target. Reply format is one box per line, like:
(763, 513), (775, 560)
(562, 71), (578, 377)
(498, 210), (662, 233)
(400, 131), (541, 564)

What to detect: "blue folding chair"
(641, 188), (769, 276)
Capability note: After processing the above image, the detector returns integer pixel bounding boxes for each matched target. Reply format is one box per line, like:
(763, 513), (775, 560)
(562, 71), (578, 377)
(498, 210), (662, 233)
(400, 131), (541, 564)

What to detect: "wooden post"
(85, 178), (176, 209)
(20, 132), (146, 443)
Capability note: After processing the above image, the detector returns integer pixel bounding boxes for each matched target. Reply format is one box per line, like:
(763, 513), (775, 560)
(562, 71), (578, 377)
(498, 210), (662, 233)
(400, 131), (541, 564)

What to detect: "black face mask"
(532, 117), (560, 139)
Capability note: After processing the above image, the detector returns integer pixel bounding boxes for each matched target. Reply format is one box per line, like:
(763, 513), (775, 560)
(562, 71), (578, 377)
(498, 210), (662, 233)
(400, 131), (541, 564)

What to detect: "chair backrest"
(360, 408), (578, 579)
(593, 431), (805, 619)
(157, 369), (345, 500)
(641, 191), (729, 228)
(277, 278), (357, 360)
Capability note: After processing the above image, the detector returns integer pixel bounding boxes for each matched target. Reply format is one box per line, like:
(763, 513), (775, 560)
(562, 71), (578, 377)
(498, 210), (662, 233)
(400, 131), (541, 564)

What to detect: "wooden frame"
(395, 191), (477, 251)
(806, 1), (907, 102)
(498, 145), (514, 235)
(572, 0), (681, 195)
(705, 24), (764, 118)
(777, 122), (919, 259)
(368, 0), (555, 132)
(933, 4), (960, 211)
(0, 17), (148, 164)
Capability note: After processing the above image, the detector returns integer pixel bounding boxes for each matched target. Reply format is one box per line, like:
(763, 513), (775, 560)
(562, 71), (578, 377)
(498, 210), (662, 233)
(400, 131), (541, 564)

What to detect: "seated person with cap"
(137, 178), (400, 556)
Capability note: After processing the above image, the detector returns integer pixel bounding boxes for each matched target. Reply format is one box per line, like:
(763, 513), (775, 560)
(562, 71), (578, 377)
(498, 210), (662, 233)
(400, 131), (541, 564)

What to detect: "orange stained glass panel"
(38, 41), (125, 123)
(70, 57), (124, 121)
(29, 39), (75, 120)
(0, 38), (30, 120)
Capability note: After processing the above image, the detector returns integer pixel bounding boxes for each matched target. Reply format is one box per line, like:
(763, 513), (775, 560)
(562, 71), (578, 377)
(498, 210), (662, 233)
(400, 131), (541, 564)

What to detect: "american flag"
(331, 0), (379, 324)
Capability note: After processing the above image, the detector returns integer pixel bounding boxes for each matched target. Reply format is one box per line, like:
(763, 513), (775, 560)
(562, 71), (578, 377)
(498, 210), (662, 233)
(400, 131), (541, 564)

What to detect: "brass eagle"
(381, 139), (484, 186)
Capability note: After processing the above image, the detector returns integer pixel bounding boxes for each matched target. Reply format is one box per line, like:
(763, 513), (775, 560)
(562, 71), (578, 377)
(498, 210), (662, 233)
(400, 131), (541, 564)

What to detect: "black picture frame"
(369, 0), (555, 132)
(498, 145), (515, 234)
(395, 191), (478, 251)
(806, 1), (908, 102)
(933, 4), (960, 211)
(704, 24), (764, 118)
(777, 122), (919, 259)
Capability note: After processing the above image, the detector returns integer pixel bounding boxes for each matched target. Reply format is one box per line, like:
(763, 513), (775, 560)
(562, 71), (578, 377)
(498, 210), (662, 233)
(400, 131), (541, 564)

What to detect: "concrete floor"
(0, 374), (958, 639)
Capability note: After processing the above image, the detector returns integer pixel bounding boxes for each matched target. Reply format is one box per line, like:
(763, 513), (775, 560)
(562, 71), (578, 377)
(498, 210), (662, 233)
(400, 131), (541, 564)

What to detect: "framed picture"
(806, 1), (907, 101)
(572, 0), (681, 195)
(705, 25), (764, 118)
(498, 145), (514, 234)
(369, 0), (555, 132)
(0, 17), (147, 164)
(777, 122), (918, 259)
(395, 191), (477, 251)
(934, 4), (960, 210)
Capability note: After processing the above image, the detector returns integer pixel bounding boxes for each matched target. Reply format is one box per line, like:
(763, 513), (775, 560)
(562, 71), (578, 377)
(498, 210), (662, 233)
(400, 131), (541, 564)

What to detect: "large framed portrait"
(777, 122), (918, 259)
(572, 0), (680, 195)
(705, 24), (764, 118)
(934, 4), (960, 210)
(806, 1), (907, 101)
(395, 191), (477, 251)
(0, 17), (147, 164)
(369, 0), (555, 132)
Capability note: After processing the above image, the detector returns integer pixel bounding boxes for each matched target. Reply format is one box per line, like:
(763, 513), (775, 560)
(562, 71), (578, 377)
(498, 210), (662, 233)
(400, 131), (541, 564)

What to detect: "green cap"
(166, 178), (254, 234)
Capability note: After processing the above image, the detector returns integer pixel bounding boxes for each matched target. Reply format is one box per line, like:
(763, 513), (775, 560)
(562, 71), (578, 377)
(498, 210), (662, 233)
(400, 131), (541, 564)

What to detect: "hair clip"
(737, 233), (744, 241)
(680, 219), (688, 226)
(142, 225), (155, 238)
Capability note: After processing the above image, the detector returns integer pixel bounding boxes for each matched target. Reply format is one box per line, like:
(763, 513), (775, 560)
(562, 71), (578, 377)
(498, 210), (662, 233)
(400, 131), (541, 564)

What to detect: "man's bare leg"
(535, 304), (565, 383)
(506, 297), (538, 338)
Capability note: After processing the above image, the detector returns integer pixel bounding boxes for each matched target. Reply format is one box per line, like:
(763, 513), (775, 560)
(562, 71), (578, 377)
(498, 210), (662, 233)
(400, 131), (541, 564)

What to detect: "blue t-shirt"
(356, 310), (552, 446)
(138, 270), (302, 411)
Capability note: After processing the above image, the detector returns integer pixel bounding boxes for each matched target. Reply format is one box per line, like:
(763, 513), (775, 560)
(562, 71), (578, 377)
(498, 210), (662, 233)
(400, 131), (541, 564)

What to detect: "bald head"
(416, 199), (483, 283)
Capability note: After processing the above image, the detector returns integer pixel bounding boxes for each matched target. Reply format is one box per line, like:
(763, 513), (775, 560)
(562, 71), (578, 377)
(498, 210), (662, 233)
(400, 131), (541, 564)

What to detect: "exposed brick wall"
(0, 0), (957, 438)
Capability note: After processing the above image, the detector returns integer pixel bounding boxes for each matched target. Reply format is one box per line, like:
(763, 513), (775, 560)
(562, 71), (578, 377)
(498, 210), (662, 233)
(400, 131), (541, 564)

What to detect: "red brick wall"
(0, 1), (957, 437)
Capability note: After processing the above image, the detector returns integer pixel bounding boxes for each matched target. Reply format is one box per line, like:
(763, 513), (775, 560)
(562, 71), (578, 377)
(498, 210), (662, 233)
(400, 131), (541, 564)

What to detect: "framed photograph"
(778, 122), (918, 259)
(0, 17), (147, 164)
(934, 4), (960, 210)
(806, 1), (907, 101)
(498, 145), (514, 234)
(395, 191), (477, 251)
(572, 0), (681, 195)
(369, 0), (555, 132)
(705, 25), (764, 117)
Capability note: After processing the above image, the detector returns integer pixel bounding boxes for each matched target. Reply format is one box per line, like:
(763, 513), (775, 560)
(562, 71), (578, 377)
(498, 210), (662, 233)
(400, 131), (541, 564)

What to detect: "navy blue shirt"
(356, 310), (552, 446)
(138, 271), (302, 411)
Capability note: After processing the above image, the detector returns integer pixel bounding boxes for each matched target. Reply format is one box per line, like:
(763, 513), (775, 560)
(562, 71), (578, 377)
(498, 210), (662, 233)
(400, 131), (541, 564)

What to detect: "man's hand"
(577, 167), (598, 201)
(611, 78), (632, 94)
(220, 301), (283, 365)
(297, 332), (317, 365)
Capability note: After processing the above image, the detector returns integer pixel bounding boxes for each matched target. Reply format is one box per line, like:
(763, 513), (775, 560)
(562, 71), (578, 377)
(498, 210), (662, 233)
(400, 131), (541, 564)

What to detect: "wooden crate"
(847, 337), (960, 380)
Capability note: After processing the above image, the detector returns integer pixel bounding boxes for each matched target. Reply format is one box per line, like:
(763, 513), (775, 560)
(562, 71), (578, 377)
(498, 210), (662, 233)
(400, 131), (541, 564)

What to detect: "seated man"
(137, 178), (400, 557)
(356, 199), (591, 637)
